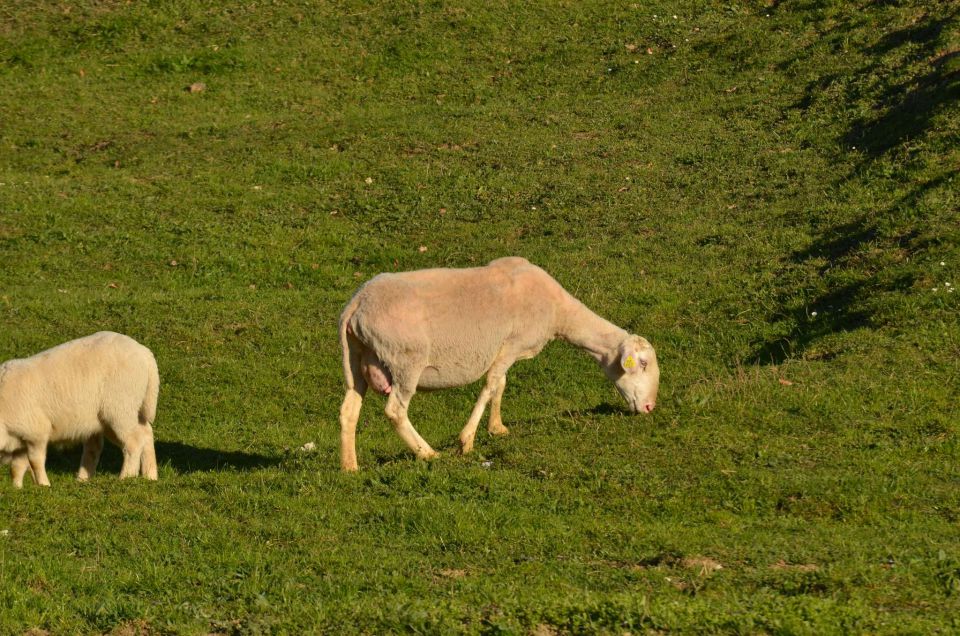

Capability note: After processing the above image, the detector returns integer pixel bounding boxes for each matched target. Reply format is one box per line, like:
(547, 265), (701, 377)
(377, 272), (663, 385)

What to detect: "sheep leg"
(77, 433), (105, 481)
(26, 443), (50, 487)
(384, 389), (438, 461)
(458, 374), (504, 454)
(11, 450), (30, 488)
(339, 387), (365, 472)
(139, 424), (158, 480)
(340, 337), (369, 472)
(118, 423), (148, 479)
(487, 374), (510, 436)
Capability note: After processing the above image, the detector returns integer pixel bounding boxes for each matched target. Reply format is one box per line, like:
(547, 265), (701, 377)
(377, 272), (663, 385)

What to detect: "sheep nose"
(642, 402), (655, 413)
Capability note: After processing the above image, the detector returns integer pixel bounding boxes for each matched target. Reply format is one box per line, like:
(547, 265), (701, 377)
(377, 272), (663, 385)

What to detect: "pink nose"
(642, 402), (655, 413)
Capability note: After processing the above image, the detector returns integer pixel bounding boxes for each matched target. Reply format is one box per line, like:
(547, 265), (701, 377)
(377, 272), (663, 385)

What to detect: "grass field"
(1, 0), (959, 633)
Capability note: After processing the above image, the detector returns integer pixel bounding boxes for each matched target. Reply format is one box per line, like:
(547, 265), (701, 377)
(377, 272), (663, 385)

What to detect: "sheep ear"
(620, 336), (650, 373)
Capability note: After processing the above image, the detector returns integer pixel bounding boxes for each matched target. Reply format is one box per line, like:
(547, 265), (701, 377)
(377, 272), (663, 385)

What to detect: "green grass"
(1, 0), (959, 633)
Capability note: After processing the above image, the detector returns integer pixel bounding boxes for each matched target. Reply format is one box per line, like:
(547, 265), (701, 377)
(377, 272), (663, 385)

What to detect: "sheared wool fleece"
(337, 257), (659, 471)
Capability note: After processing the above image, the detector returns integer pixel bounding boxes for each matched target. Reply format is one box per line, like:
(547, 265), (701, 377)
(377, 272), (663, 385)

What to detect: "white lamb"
(338, 256), (660, 471)
(0, 331), (160, 487)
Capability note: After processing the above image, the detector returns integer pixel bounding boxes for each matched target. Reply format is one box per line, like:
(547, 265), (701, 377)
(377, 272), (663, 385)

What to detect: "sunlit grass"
(1, 0), (958, 633)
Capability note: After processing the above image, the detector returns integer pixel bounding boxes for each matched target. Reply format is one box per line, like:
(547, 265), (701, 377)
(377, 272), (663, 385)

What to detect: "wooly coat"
(338, 256), (660, 471)
(0, 331), (160, 487)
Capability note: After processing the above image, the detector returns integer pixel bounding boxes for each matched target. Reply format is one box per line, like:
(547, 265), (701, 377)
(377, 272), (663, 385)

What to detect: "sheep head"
(606, 335), (659, 414)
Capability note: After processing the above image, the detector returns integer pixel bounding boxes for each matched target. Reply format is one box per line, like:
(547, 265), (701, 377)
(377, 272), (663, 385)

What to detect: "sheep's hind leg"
(487, 374), (510, 437)
(139, 424), (158, 480)
(340, 337), (369, 472)
(339, 387), (366, 472)
(11, 450), (30, 488)
(385, 388), (438, 462)
(77, 433), (104, 481)
(116, 420), (150, 479)
(105, 404), (154, 480)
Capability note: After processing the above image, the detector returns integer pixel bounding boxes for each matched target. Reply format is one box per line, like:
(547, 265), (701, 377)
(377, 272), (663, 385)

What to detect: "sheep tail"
(139, 353), (160, 425)
(339, 293), (365, 391)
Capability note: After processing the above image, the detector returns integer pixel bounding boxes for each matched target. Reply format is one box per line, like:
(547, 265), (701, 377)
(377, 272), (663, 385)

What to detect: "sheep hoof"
(489, 424), (510, 436)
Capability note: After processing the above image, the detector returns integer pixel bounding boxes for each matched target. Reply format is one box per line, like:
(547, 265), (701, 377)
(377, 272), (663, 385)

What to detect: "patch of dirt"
(771, 559), (819, 572)
(438, 568), (467, 579)
(680, 556), (724, 574)
(108, 619), (154, 636)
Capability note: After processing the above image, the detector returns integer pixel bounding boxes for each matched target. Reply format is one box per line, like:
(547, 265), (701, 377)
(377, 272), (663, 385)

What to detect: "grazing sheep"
(0, 331), (160, 487)
(338, 257), (659, 471)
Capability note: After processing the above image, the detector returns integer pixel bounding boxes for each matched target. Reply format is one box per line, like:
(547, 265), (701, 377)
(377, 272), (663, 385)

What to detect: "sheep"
(0, 331), (160, 487)
(338, 256), (659, 471)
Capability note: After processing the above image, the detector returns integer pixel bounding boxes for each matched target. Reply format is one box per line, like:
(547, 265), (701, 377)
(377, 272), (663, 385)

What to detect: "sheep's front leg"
(11, 450), (31, 489)
(77, 433), (104, 481)
(26, 442), (50, 487)
(339, 388), (365, 472)
(487, 374), (510, 437)
(385, 389), (438, 461)
(459, 372), (506, 454)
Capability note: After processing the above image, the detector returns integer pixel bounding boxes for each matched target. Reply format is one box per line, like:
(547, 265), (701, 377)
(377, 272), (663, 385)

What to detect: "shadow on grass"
(748, 5), (959, 363)
(155, 440), (280, 473)
(787, 4), (960, 133)
(364, 402), (631, 466)
(749, 176), (950, 364)
(845, 50), (960, 160)
(506, 402), (634, 428)
(43, 440), (281, 476)
(581, 402), (632, 416)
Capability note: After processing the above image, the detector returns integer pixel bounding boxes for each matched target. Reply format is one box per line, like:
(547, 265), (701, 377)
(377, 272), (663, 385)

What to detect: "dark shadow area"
(582, 402), (633, 416)
(787, 4), (959, 137)
(155, 440), (281, 473)
(865, 5), (958, 56)
(41, 440), (281, 477)
(748, 5), (959, 363)
(38, 446), (85, 476)
(507, 403), (635, 427)
(751, 282), (877, 364)
(844, 49), (960, 159)
(749, 184), (942, 364)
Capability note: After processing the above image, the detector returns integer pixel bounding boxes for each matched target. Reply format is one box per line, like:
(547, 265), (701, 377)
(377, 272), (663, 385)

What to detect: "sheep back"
(0, 331), (159, 446)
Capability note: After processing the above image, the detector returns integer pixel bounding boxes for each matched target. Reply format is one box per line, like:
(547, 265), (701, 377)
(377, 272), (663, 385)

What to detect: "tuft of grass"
(1, 0), (958, 633)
